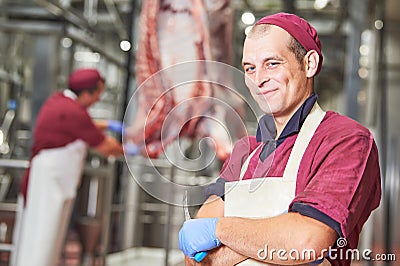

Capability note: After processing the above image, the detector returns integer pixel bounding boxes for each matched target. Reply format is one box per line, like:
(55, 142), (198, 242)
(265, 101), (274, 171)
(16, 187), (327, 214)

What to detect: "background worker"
(178, 13), (381, 265)
(13, 68), (124, 266)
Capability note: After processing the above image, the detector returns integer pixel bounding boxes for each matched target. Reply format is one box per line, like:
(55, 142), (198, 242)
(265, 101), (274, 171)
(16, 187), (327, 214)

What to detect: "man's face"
(91, 81), (105, 104)
(80, 81), (105, 108)
(242, 25), (311, 122)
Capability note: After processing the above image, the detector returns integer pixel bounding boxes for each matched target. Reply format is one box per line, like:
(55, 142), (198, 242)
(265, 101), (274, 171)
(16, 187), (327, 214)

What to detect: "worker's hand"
(107, 120), (124, 134)
(123, 143), (140, 156)
(178, 218), (221, 259)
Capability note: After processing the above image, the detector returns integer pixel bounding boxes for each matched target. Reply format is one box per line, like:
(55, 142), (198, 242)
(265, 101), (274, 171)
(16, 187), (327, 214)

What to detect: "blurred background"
(0, 0), (399, 265)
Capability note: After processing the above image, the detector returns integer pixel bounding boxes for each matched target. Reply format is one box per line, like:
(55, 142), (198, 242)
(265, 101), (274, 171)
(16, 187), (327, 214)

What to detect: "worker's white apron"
(14, 139), (86, 266)
(225, 103), (330, 265)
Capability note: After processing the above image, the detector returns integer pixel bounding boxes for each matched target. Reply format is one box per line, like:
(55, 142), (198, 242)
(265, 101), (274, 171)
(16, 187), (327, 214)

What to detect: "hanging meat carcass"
(126, 0), (246, 160)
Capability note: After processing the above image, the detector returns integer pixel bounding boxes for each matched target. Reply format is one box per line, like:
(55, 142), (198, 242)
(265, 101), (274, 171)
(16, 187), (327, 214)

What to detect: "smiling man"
(178, 12), (381, 266)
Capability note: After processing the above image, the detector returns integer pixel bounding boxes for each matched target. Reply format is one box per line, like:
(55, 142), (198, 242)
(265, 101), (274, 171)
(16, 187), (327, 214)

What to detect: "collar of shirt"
(63, 89), (78, 100)
(256, 93), (318, 161)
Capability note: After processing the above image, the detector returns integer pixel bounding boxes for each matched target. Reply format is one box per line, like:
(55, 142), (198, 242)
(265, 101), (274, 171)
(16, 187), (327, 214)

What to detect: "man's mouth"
(256, 88), (278, 96)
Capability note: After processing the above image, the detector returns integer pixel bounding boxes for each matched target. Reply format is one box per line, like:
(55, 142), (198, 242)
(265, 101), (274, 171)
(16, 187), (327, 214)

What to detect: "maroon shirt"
(218, 111), (381, 266)
(21, 92), (105, 200)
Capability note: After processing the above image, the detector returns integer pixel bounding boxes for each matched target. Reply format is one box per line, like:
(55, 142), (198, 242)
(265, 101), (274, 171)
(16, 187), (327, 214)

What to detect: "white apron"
(14, 139), (87, 266)
(225, 103), (330, 265)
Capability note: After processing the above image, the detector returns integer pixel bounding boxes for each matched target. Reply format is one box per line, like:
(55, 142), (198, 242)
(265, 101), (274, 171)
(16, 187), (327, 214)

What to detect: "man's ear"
(304, 50), (319, 78)
(78, 90), (89, 98)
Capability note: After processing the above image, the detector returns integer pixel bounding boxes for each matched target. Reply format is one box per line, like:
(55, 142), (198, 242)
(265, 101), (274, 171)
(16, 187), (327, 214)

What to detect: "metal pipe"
(0, 108), (16, 143)
(365, 28), (379, 127)
(0, 107), (15, 155)
(104, 0), (128, 40)
(0, 20), (126, 69)
(374, 0), (390, 264)
(121, 0), (137, 121)
(343, 0), (367, 120)
(84, 0), (98, 24)
(163, 165), (176, 266)
(282, 0), (295, 13)
(0, 19), (63, 35)
(0, 159), (29, 168)
(34, 0), (95, 31)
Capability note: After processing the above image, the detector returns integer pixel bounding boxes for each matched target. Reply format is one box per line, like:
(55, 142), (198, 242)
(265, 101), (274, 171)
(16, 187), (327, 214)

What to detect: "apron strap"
(283, 103), (326, 181)
(239, 144), (263, 180)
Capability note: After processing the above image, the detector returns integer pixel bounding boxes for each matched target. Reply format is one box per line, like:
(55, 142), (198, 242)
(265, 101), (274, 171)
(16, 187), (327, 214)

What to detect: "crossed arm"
(183, 195), (337, 265)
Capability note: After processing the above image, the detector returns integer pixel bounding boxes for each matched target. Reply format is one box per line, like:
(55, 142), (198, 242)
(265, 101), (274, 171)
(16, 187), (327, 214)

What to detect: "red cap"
(68, 68), (105, 91)
(255, 12), (323, 75)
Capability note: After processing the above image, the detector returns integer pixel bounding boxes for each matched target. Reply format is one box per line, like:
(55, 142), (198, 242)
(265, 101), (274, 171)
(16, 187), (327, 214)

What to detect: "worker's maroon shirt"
(218, 111), (381, 266)
(21, 92), (105, 200)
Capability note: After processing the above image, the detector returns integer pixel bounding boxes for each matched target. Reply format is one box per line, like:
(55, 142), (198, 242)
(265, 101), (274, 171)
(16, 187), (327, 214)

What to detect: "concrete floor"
(60, 229), (185, 266)
(106, 248), (184, 266)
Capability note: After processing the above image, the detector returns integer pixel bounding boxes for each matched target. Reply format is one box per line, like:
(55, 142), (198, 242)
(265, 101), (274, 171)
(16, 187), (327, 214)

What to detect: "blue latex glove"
(178, 218), (221, 259)
(124, 143), (140, 156)
(107, 120), (124, 134)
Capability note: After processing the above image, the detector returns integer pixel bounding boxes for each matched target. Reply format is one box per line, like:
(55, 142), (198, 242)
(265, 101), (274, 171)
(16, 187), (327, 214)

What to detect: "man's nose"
(255, 68), (269, 87)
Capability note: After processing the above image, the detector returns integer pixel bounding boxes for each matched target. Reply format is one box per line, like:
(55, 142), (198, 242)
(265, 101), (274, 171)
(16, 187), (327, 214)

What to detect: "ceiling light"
(61, 37), (72, 48)
(314, 0), (329, 10)
(374, 20), (383, 30)
(241, 12), (255, 25)
(74, 51), (100, 62)
(120, 40), (131, 52)
(245, 26), (253, 36)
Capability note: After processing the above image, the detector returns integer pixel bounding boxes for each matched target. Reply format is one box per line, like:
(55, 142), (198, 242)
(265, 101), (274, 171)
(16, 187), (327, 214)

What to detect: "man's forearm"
(94, 119), (108, 130)
(215, 213), (338, 265)
(190, 195), (337, 265)
(196, 195), (224, 218)
(201, 245), (248, 265)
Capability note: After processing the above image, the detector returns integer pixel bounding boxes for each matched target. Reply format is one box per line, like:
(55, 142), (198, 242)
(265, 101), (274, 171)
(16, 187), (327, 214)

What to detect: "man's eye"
(266, 62), (279, 68)
(245, 66), (255, 73)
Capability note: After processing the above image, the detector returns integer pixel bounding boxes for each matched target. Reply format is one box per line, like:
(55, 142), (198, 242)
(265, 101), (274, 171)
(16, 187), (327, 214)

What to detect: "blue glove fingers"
(178, 228), (188, 255)
(178, 218), (220, 258)
(178, 224), (196, 257)
(108, 120), (124, 134)
(124, 143), (140, 155)
(194, 251), (207, 262)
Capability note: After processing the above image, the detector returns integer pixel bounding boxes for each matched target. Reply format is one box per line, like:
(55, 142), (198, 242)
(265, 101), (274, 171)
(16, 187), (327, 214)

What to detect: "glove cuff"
(211, 218), (221, 247)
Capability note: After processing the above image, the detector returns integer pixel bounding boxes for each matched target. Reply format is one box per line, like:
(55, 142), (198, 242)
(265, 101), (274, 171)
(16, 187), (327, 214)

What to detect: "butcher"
(14, 68), (123, 266)
(178, 12), (381, 266)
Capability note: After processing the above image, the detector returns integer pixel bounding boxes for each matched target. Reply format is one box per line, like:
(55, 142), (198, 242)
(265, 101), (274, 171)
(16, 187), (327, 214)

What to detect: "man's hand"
(123, 143), (140, 156)
(178, 218), (221, 259)
(107, 120), (124, 134)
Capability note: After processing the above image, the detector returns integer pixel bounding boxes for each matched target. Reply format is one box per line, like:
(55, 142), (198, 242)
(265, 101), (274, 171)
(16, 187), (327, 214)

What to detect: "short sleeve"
(291, 131), (381, 239)
(219, 136), (258, 182)
(64, 107), (105, 147)
(204, 177), (226, 201)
